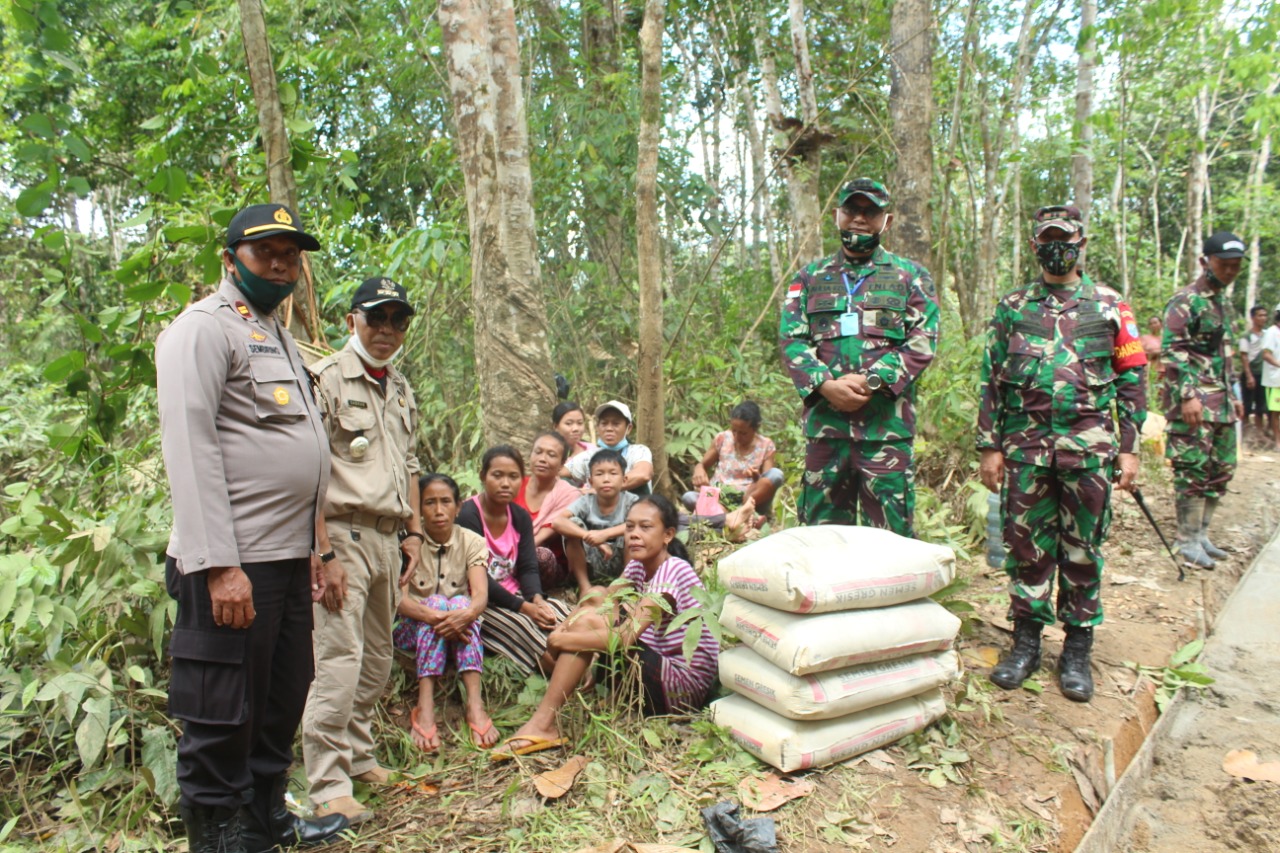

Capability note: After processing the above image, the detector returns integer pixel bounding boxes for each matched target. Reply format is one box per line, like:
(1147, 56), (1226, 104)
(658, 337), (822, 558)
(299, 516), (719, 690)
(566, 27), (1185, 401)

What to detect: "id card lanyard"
(840, 271), (870, 337)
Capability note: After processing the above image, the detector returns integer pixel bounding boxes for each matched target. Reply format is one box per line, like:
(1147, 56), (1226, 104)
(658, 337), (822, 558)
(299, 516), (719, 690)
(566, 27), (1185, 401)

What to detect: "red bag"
(695, 486), (727, 517)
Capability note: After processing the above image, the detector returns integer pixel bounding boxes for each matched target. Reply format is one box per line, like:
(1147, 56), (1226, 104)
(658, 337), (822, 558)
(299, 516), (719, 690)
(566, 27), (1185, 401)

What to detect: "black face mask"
(1036, 240), (1081, 277)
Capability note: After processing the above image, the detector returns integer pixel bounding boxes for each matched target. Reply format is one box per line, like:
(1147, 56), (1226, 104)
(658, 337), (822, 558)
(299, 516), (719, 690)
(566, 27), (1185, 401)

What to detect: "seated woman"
(683, 401), (782, 521)
(458, 446), (571, 675)
(395, 473), (500, 752)
(494, 495), (720, 759)
(552, 402), (593, 455)
(514, 431), (582, 591)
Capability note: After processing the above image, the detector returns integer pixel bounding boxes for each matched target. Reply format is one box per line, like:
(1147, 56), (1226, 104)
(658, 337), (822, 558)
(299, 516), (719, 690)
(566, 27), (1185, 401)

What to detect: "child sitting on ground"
(394, 473), (500, 752)
(494, 495), (720, 760)
(550, 449), (638, 597)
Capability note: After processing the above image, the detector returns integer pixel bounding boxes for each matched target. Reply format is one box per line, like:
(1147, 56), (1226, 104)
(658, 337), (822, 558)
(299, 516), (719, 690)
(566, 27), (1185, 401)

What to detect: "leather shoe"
(315, 796), (374, 826)
(352, 766), (392, 785)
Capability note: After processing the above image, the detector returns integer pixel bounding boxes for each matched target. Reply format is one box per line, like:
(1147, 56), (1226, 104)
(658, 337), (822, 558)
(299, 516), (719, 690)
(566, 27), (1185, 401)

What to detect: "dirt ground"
(334, 447), (1278, 853)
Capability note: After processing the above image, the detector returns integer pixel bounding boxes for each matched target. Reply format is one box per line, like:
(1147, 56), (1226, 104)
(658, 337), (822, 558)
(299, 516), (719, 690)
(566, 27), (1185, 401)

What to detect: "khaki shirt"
(407, 527), (487, 599)
(313, 344), (420, 520)
(158, 279), (330, 573)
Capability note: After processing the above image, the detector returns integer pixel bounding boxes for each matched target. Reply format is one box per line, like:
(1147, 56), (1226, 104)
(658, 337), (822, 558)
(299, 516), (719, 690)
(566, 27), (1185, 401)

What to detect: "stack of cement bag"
(710, 525), (961, 772)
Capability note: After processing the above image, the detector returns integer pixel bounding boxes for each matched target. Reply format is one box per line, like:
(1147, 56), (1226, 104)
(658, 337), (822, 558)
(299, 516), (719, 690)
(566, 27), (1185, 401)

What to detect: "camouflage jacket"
(778, 246), (939, 441)
(1160, 276), (1237, 424)
(976, 275), (1147, 469)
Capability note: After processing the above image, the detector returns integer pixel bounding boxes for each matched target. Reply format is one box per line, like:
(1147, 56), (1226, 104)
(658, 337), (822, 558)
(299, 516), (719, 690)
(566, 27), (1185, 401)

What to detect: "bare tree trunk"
(888, 0), (934, 271)
(1243, 75), (1279, 310)
(440, 0), (556, 451)
(1187, 81), (1210, 281)
(636, 0), (667, 493)
(740, 81), (783, 286)
(936, 0), (980, 317)
(786, 0), (822, 262)
(1071, 0), (1096, 268)
(236, 0), (321, 345)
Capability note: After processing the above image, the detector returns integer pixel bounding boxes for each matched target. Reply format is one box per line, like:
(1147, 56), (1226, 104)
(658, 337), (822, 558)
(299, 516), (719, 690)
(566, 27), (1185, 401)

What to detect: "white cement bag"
(711, 689), (948, 772)
(719, 594), (960, 675)
(717, 525), (955, 613)
(719, 645), (960, 720)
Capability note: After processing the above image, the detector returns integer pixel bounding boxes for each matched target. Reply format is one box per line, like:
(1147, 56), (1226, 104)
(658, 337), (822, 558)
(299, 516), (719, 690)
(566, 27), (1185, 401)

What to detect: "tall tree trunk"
(1243, 75), (1279, 310)
(636, 0), (667, 493)
(786, 0), (822, 262)
(440, 0), (556, 451)
(1070, 0), (1096, 266)
(936, 0), (981, 316)
(888, 0), (935, 270)
(236, 0), (321, 344)
(740, 81), (783, 286)
(1186, 80), (1211, 281)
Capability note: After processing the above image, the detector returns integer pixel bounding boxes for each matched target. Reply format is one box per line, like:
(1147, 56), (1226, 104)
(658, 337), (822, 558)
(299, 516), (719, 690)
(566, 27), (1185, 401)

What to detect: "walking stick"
(1130, 487), (1185, 582)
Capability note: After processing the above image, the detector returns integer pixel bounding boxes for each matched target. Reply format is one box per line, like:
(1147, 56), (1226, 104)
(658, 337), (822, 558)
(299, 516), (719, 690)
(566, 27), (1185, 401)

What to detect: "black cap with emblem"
(350, 277), (415, 314)
(1202, 231), (1246, 259)
(225, 203), (322, 251)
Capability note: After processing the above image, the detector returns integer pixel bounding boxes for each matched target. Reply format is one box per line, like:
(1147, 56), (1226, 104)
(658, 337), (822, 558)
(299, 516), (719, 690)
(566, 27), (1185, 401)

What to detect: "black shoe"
(1059, 625), (1095, 703)
(181, 804), (247, 853)
(990, 618), (1042, 690)
(241, 776), (349, 852)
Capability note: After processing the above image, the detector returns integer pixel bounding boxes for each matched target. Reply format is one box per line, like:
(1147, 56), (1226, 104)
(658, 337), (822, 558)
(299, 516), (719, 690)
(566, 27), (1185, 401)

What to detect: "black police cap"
(225, 204), (321, 251)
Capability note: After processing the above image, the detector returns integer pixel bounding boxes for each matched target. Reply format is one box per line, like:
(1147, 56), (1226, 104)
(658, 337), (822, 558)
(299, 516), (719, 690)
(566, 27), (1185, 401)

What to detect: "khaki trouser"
(302, 516), (400, 804)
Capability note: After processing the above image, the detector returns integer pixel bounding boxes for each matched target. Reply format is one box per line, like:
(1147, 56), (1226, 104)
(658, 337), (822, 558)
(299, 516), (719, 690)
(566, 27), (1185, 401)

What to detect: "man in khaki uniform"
(303, 278), (424, 823)
(157, 203), (348, 853)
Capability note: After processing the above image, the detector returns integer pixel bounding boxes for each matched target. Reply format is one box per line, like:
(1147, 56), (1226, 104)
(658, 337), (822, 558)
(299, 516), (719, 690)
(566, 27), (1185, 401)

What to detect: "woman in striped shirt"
(493, 495), (719, 759)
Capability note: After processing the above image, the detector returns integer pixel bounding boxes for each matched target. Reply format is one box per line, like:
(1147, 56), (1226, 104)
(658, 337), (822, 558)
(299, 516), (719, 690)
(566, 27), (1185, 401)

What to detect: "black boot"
(241, 776), (349, 852)
(1059, 625), (1095, 703)
(181, 804), (247, 853)
(989, 618), (1042, 690)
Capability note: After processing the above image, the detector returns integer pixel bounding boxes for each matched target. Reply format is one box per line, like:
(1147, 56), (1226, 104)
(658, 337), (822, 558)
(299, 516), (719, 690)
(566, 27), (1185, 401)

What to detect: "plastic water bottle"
(986, 491), (1006, 569)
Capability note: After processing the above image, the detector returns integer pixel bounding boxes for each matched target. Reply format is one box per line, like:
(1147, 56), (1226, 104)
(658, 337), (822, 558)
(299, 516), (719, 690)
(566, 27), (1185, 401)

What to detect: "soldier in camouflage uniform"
(977, 205), (1147, 703)
(778, 178), (939, 537)
(1161, 231), (1246, 569)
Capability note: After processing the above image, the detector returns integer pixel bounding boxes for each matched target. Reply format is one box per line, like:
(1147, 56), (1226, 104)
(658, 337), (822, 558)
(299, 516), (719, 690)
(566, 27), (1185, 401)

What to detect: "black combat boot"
(181, 804), (247, 853)
(989, 618), (1042, 690)
(241, 776), (349, 852)
(1058, 625), (1095, 703)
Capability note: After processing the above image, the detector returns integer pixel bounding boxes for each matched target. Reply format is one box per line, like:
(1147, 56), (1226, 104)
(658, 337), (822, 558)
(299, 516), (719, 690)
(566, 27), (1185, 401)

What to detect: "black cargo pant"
(165, 557), (314, 810)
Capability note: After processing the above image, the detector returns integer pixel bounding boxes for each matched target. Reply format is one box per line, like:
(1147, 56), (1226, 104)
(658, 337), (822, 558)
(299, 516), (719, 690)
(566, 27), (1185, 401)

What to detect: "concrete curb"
(1073, 524), (1280, 852)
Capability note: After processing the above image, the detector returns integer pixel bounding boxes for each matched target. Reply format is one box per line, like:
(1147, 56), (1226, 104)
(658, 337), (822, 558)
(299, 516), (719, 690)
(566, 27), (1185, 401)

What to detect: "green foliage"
(1126, 637), (1215, 712)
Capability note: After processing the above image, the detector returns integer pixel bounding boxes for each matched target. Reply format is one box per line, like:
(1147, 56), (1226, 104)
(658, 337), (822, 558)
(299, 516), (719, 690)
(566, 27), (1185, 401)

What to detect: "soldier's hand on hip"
(819, 377), (870, 413)
(321, 560), (348, 612)
(979, 449), (1004, 494)
(208, 566), (255, 629)
(1181, 397), (1203, 427)
(1117, 452), (1139, 492)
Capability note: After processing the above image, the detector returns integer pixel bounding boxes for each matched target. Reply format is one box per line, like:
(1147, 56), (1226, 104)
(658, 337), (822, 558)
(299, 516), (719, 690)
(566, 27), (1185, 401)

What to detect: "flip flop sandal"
(491, 735), (568, 762)
(410, 707), (439, 754)
(468, 719), (498, 749)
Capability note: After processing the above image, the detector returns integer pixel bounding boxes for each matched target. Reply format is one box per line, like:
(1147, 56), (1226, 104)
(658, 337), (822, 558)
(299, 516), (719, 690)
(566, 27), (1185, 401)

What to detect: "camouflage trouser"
(1002, 461), (1112, 628)
(1165, 419), (1236, 500)
(799, 438), (914, 537)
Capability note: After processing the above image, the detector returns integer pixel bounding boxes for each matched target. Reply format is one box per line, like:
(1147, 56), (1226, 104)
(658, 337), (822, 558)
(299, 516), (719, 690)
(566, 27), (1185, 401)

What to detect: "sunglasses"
(359, 308), (412, 332)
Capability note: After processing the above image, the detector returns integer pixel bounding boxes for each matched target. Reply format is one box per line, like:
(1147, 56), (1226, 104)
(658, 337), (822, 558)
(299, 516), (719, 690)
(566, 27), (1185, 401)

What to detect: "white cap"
(594, 400), (633, 423)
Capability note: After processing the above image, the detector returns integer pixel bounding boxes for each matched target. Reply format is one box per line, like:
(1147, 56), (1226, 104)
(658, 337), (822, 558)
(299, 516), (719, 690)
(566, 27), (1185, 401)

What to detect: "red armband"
(1112, 302), (1147, 370)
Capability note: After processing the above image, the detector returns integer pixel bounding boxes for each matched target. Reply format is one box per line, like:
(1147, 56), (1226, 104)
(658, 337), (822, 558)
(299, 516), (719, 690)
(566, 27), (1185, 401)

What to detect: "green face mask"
(231, 255), (297, 314)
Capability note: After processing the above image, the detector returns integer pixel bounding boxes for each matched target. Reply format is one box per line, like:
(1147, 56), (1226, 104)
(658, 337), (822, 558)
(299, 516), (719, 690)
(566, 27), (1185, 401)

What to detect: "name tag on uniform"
(839, 312), (860, 337)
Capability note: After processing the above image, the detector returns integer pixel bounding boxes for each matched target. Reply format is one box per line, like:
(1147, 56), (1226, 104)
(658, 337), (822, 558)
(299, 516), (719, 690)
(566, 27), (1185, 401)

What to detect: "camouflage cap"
(1032, 205), (1084, 238)
(837, 178), (891, 209)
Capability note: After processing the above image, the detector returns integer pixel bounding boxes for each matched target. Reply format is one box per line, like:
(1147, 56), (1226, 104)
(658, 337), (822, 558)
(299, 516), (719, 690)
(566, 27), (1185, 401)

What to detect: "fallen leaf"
(961, 647), (1001, 668)
(1109, 574), (1140, 585)
(535, 755), (590, 799)
(848, 748), (897, 771)
(572, 841), (628, 853)
(1022, 794), (1055, 822)
(739, 772), (815, 811)
(1223, 749), (1280, 783)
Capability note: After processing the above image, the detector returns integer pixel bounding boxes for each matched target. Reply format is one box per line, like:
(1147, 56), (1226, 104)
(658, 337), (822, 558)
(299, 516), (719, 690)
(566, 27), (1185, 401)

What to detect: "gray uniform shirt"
(157, 279), (330, 573)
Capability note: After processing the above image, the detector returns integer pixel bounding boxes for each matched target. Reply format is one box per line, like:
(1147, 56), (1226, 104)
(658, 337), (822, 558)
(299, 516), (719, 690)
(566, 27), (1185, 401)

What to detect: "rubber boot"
(990, 618), (1042, 690)
(241, 776), (349, 852)
(1175, 497), (1215, 569)
(1199, 497), (1228, 560)
(181, 804), (247, 853)
(1059, 625), (1095, 702)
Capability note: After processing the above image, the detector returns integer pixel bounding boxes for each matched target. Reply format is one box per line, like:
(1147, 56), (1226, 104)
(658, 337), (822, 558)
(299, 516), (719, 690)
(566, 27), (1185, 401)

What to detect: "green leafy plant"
(1126, 638), (1215, 712)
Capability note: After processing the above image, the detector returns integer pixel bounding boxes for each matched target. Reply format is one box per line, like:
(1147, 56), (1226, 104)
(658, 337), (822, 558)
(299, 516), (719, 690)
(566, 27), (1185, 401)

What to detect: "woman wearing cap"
(561, 401), (654, 496)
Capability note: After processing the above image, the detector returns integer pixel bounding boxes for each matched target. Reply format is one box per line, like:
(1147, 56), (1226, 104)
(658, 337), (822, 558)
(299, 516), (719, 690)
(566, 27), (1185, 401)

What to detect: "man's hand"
(321, 559), (348, 613)
(1233, 398), (1245, 419)
(598, 542), (613, 562)
(310, 554), (327, 602)
(1117, 452), (1139, 492)
(1246, 373), (1256, 389)
(819, 376), (871, 413)
(1181, 396), (1203, 427)
(400, 535), (422, 581)
(208, 566), (255, 629)
(979, 449), (1004, 494)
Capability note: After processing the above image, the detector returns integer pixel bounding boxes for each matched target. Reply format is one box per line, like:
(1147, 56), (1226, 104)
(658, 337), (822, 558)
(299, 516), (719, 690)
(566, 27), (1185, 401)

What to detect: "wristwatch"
(319, 551), (337, 564)
(865, 374), (885, 392)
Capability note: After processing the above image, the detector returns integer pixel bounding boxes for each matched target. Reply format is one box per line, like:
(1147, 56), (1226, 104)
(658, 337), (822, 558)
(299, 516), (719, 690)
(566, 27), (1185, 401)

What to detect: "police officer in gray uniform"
(157, 204), (347, 852)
